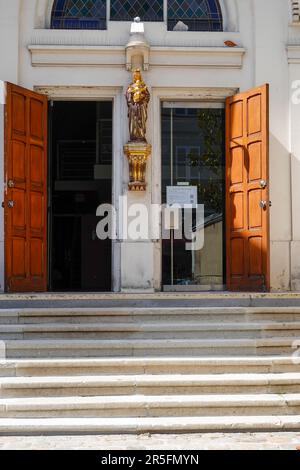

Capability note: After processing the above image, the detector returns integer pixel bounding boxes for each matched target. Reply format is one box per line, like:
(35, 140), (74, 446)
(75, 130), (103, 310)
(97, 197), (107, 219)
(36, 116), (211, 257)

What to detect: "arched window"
(110, 0), (164, 22)
(168, 0), (223, 31)
(51, 0), (107, 29)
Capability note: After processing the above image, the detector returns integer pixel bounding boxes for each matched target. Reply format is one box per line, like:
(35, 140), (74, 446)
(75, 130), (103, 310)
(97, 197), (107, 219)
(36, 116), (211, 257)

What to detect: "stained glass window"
(110, 0), (164, 22)
(51, 0), (107, 29)
(168, 0), (223, 31)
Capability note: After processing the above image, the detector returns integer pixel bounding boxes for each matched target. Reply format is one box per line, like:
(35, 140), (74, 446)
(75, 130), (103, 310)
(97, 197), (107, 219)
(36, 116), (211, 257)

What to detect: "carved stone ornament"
(124, 142), (152, 191)
(125, 17), (150, 71)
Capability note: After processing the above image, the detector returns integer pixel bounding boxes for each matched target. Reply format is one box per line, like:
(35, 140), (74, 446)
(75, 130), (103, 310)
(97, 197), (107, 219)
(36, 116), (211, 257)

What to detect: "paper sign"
(167, 186), (198, 207)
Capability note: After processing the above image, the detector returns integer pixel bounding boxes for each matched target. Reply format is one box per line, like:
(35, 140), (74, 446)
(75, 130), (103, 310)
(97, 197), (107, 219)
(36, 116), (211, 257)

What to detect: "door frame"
(34, 85), (123, 293)
(152, 87), (238, 291)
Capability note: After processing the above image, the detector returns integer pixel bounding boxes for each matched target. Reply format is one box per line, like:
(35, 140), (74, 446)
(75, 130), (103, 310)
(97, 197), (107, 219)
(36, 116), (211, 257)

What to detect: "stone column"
(290, 60), (300, 290)
(253, 0), (291, 291)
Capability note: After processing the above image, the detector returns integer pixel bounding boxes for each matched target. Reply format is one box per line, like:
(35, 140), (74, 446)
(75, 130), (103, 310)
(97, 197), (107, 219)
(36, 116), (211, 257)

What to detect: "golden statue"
(126, 69), (150, 142)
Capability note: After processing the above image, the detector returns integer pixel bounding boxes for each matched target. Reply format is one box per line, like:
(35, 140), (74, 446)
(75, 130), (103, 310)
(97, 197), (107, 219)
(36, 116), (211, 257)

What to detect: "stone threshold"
(1, 292), (300, 301)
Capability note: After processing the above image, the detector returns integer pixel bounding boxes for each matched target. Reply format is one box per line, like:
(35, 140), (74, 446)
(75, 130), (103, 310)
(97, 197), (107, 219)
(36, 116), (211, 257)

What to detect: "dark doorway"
(49, 101), (113, 292)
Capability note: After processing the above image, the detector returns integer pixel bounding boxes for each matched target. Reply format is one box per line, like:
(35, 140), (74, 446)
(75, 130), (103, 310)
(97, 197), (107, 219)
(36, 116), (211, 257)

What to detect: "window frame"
(110, 0), (164, 22)
(167, 0), (223, 32)
(50, 0), (107, 30)
(49, 0), (224, 31)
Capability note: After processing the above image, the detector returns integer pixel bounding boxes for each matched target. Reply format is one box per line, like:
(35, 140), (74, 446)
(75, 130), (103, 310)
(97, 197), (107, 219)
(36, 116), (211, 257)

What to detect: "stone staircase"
(0, 302), (300, 434)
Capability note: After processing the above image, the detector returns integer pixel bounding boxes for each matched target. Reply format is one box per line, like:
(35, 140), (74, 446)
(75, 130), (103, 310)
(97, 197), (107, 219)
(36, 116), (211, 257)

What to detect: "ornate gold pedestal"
(124, 142), (152, 191)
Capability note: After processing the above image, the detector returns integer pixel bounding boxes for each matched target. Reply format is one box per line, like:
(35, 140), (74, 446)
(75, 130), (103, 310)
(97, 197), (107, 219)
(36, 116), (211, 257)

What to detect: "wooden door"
(226, 84), (270, 292)
(4, 83), (48, 292)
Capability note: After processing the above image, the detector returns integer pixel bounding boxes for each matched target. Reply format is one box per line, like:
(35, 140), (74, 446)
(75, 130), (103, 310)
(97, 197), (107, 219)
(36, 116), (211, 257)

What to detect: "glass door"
(161, 102), (225, 291)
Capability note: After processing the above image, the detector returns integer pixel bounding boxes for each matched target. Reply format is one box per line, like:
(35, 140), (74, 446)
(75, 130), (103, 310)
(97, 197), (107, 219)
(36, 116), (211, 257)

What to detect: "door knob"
(260, 180), (267, 189)
(7, 200), (15, 209)
(260, 200), (271, 210)
(7, 180), (15, 188)
(260, 200), (267, 210)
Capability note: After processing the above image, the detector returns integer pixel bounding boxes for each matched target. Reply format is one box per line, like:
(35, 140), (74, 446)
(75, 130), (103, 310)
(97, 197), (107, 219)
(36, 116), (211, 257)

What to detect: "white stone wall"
(0, 0), (298, 291)
(253, 0), (291, 291)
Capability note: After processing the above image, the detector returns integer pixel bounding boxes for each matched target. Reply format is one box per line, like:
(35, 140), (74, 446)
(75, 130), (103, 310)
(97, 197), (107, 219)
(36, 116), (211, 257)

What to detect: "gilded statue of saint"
(126, 69), (150, 143)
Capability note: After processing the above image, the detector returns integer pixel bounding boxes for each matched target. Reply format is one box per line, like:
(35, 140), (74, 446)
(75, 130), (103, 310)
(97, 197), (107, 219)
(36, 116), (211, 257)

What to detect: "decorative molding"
(29, 45), (125, 67)
(287, 45), (300, 63)
(291, 0), (300, 23)
(33, 85), (122, 99)
(150, 46), (245, 68)
(124, 143), (152, 191)
(125, 19), (150, 71)
(29, 44), (245, 69)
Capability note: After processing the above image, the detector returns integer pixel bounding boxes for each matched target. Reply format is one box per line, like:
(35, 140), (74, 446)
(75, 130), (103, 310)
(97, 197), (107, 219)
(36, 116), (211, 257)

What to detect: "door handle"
(260, 200), (272, 210)
(7, 180), (15, 188)
(260, 200), (267, 210)
(260, 180), (268, 189)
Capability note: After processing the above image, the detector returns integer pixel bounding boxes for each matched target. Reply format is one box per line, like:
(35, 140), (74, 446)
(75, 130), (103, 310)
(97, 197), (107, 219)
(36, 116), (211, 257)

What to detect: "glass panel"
(110, 0), (163, 22)
(162, 104), (225, 289)
(168, 0), (223, 31)
(51, 0), (107, 29)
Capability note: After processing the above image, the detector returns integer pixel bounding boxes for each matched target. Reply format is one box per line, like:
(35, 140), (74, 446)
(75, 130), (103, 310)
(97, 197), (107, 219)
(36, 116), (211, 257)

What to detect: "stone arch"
(34, 0), (53, 28)
(219, 0), (239, 32)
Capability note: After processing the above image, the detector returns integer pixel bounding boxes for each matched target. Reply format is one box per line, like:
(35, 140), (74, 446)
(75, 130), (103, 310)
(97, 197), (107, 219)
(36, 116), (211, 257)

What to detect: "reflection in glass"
(162, 104), (225, 289)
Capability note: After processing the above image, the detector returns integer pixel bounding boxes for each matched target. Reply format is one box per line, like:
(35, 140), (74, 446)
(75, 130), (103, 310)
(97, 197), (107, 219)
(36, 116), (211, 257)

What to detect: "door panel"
(226, 84), (269, 291)
(5, 83), (48, 292)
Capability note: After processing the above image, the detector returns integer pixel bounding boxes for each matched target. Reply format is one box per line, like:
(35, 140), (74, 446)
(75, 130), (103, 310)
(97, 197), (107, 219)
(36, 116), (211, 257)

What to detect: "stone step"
(2, 337), (298, 358)
(1, 373), (300, 398)
(0, 415), (300, 435)
(3, 307), (300, 325)
(0, 321), (300, 340)
(1, 321), (300, 340)
(1, 357), (298, 377)
(1, 292), (300, 310)
(1, 393), (300, 418)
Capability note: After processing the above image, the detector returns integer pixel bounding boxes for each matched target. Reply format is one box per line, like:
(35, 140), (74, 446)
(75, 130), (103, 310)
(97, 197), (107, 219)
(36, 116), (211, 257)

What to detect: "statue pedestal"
(124, 142), (152, 191)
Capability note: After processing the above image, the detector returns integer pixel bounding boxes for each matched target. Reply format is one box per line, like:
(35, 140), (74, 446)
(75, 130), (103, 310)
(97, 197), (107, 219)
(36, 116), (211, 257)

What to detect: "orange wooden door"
(226, 84), (270, 292)
(5, 83), (48, 292)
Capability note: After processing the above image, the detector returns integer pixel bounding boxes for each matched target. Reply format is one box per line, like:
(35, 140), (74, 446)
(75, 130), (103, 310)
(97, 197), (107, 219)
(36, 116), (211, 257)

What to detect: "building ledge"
(28, 44), (245, 69)
(287, 45), (300, 63)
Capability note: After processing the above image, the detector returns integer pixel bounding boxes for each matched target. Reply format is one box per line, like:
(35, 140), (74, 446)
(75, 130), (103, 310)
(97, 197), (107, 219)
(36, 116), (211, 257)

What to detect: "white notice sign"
(167, 186), (198, 207)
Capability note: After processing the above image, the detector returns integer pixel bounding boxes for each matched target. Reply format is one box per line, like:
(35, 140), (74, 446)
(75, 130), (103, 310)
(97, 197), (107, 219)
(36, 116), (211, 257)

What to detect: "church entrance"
(3, 82), (270, 293)
(49, 101), (113, 292)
